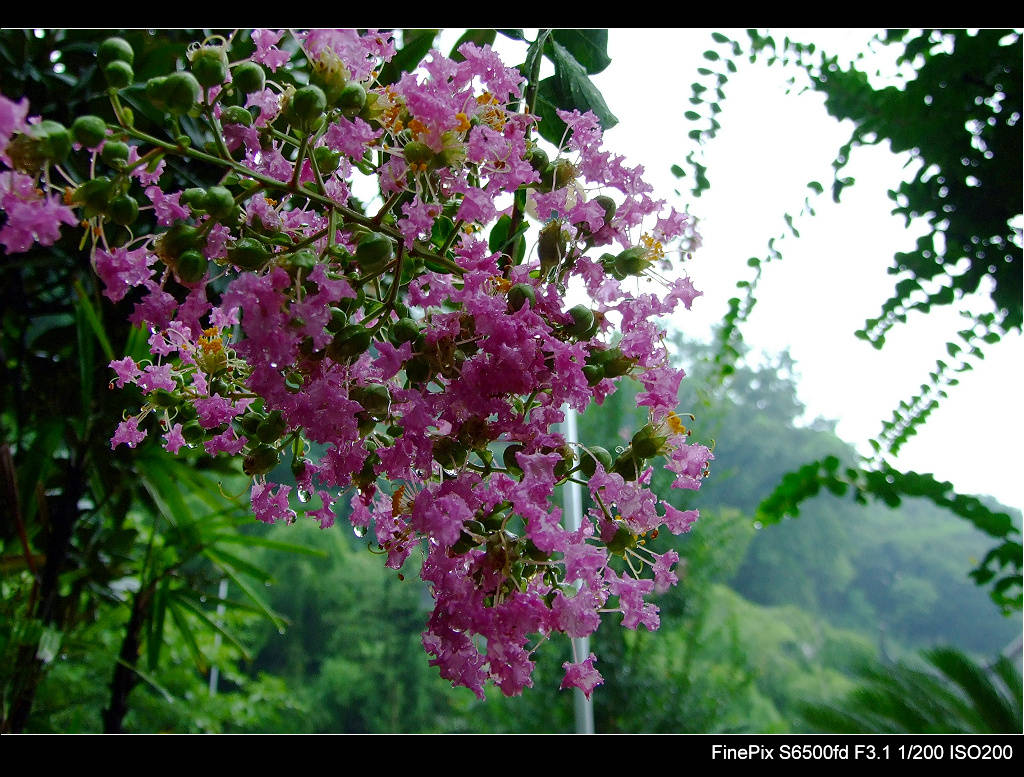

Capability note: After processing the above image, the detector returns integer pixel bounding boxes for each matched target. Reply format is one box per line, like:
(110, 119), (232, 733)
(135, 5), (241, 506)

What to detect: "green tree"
(681, 29), (1022, 612)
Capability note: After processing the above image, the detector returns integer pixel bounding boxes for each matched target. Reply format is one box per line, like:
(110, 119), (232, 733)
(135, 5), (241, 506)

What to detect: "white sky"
(471, 28), (1022, 509)
(587, 28), (1022, 510)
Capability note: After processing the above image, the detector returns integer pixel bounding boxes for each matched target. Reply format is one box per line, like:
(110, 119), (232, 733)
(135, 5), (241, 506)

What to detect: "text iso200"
(952, 745), (1013, 760)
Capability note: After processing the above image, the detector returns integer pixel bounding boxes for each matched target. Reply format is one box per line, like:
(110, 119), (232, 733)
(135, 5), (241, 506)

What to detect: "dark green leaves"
(534, 35), (618, 146)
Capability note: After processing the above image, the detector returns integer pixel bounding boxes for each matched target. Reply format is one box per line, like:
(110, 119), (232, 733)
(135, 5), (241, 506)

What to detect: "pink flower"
(560, 653), (604, 700)
(163, 423), (186, 454)
(0, 172), (78, 253)
(111, 417), (147, 449)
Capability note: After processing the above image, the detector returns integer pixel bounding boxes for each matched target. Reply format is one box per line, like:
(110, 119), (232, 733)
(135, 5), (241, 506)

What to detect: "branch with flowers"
(0, 29), (712, 701)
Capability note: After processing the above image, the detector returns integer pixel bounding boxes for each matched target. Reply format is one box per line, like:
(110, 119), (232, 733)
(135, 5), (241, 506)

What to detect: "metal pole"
(563, 404), (595, 734)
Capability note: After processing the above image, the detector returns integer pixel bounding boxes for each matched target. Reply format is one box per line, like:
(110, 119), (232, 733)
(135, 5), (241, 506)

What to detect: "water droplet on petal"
(297, 488), (311, 503)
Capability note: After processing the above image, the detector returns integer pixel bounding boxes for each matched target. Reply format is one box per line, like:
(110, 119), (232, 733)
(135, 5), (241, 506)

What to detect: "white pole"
(563, 404), (594, 734)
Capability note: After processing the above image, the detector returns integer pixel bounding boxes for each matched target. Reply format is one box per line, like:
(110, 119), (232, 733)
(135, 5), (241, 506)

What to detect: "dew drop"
(353, 525), (366, 538)
(297, 488), (311, 503)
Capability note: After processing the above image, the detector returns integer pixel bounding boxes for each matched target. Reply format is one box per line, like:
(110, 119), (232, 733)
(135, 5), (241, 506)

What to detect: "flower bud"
(593, 194), (616, 225)
(228, 237), (270, 270)
(433, 437), (467, 471)
(243, 445), (280, 476)
(202, 185), (235, 220)
(73, 176), (114, 216)
(404, 355), (431, 384)
(98, 36), (134, 67)
(175, 249), (207, 284)
(631, 423), (668, 460)
(71, 115), (107, 148)
(188, 44), (229, 88)
(255, 410), (288, 443)
(579, 446), (612, 477)
(104, 60), (134, 89)
(312, 145), (341, 174)
(232, 61), (265, 95)
(108, 194), (139, 226)
(162, 72), (201, 115)
(403, 140), (434, 168)
(582, 364), (604, 386)
(326, 324), (371, 362)
(338, 81), (367, 116)
(100, 140), (130, 169)
(221, 105), (253, 127)
(565, 305), (596, 339)
(355, 231), (393, 272)
(537, 220), (566, 270)
(390, 317), (421, 344)
(285, 85), (327, 126)
(614, 246), (650, 277)
(507, 283), (535, 312)
(502, 443), (524, 477)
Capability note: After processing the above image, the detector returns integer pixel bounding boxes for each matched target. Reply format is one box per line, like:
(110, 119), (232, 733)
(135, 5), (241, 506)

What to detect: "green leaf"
(168, 599), (207, 674)
(497, 29), (525, 41)
(217, 563), (287, 632)
(203, 546), (274, 584)
(670, 164), (685, 178)
(542, 40), (618, 138)
(550, 29), (611, 74)
(171, 591), (252, 661)
(211, 532), (327, 558)
(72, 279), (115, 362)
(146, 577), (169, 671)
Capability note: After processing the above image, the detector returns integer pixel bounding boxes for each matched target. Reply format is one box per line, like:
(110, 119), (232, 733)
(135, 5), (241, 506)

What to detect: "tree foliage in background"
(680, 28), (1022, 612)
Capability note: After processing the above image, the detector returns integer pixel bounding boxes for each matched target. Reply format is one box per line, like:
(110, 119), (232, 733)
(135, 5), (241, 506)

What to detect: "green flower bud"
(338, 81), (367, 116)
(502, 443), (524, 477)
(156, 221), (204, 261)
(188, 44), (229, 88)
(526, 147), (549, 175)
(612, 450), (642, 481)
(593, 195), (616, 225)
(30, 120), (71, 163)
(162, 72), (201, 115)
(202, 185), (235, 220)
(145, 76), (169, 111)
(583, 364), (604, 386)
(631, 423), (668, 460)
(433, 437), (467, 471)
(175, 249), (207, 284)
(256, 410), (288, 443)
(537, 220), (566, 269)
(390, 317), (421, 344)
(103, 60), (134, 89)
(615, 246), (650, 277)
(403, 140), (434, 167)
(71, 115), (107, 148)
(221, 105), (253, 127)
(232, 61), (265, 95)
(606, 522), (638, 554)
(351, 384), (390, 419)
(355, 232), (393, 272)
(73, 176), (114, 216)
(312, 145), (341, 174)
(326, 324), (372, 362)
(565, 304), (596, 339)
(98, 37), (134, 67)
(108, 194), (139, 226)
(579, 445), (613, 477)
(286, 84), (327, 125)
(243, 445), (280, 476)
(228, 237), (270, 270)
(507, 283), (536, 312)
(550, 159), (576, 190)
(100, 140), (130, 168)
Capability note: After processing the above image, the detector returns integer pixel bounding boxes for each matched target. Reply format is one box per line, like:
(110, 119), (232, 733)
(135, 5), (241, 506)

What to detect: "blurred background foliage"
(1, 28), (1020, 733)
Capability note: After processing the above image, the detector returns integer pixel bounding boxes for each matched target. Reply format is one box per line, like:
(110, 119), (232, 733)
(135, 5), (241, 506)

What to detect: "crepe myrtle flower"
(1, 31), (715, 702)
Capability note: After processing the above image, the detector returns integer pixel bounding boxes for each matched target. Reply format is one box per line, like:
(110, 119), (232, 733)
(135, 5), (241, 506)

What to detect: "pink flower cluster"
(0, 30), (713, 700)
